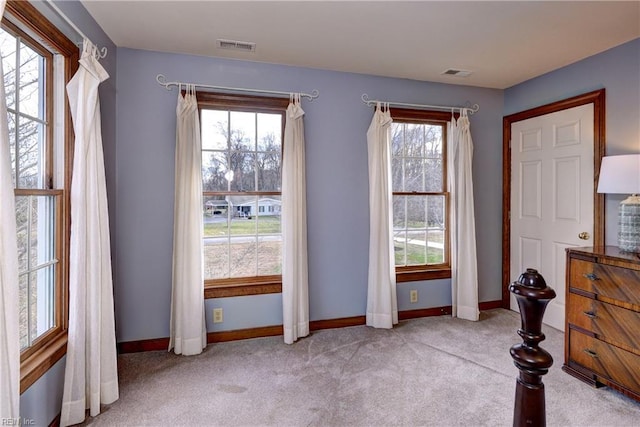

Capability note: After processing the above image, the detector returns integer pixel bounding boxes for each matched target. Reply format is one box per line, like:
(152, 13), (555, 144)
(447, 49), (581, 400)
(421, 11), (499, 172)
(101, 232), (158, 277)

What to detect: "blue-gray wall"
(504, 38), (640, 245)
(114, 48), (504, 342)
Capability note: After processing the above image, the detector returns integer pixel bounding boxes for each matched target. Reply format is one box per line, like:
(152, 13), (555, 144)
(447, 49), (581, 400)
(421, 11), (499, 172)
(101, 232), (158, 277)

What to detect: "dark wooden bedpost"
(509, 268), (556, 427)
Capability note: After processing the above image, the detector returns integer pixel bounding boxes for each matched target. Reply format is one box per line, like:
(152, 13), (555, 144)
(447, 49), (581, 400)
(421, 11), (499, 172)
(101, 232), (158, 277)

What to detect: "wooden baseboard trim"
(399, 306), (452, 320)
(208, 325), (283, 343)
(479, 300), (503, 311)
(48, 413), (60, 427)
(117, 337), (170, 353)
(118, 302), (505, 354)
(310, 316), (366, 330)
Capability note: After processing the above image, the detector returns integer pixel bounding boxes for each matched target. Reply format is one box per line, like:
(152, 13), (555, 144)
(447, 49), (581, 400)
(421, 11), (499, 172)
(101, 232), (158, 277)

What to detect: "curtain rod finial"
(361, 93), (374, 106)
(156, 74), (172, 90)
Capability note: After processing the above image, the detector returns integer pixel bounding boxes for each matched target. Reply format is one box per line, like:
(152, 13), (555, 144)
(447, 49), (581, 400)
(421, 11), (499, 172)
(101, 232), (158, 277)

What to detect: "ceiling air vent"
(441, 68), (473, 77)
(216, 39), (256, 52)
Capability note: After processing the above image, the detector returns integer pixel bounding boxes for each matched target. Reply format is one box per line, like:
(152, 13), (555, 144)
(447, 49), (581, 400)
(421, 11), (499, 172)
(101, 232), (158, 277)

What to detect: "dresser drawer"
(569, 258), (640, 307)
(569, 328), (640, 393)
(568, 292), (640, 352)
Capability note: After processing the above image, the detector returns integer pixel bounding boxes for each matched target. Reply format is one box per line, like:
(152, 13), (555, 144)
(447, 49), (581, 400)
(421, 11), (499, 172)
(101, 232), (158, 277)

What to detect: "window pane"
(393, 194), (446, 267)
(29, 265), (55, 344)
(257, 113), (281, 152)
(19, 273), (28, 349)
(256, 198), (281, 275)
(229, 111), (255, 151)
(19, 41), (44, 119)
(206, 195), (283, 278)
(391, 123), (403, 157)
(258, 240), (281, 276)
(406, 230), (427, 266)
(258, 196), (282, 224)
(393, 230), (407, 266)
(256, 196), (281, 231)
(404, 123), (424, 157)
(15, 195), (56, 272)
(204, 195), (229, 220)
(426, 195), (446, 264)
(229, 152), (255, 192)
(425, 159), (443, 192)
(204, 243), (229, 280)
(407, 196), (426, 228)
(0, 28), (17, 110)
(20, 265), (56, 350)
(257, 152), (281, 191)
(17, 119), (44, 188)
(427, 195), (445, 228)
(8, 112), (16, 186)
(403, 158), (424, 192)
(425, 125), (443, 158)
(393, 196), (406, 229)
(30, 196), (55, 268)
(230, 240), (257, 278)
(257, 196), (282, 275)
(426, 228), (445, 264)
(201, 109), (228, 150)
(203, 196), (229, 280)
(391, 155), (403, 192)
(202, 151), (229, 191)
(16, 194), (57, 348)
(233, 196), (258, 223)
(15, 196), (29, 272)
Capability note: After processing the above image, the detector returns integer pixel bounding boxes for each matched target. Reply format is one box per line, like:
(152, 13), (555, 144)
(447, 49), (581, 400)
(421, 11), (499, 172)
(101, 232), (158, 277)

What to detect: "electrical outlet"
(410, 289), (418, 303)
(213, 308), (223, 323)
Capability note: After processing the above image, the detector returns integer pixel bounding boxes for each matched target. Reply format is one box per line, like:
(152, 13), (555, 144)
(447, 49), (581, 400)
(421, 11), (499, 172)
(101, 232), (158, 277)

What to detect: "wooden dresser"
(564, 246), (640, 402)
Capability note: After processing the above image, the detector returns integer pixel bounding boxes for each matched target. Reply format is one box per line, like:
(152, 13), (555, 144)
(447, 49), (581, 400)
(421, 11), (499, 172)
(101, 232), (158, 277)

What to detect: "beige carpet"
(84, 309), (639, 426)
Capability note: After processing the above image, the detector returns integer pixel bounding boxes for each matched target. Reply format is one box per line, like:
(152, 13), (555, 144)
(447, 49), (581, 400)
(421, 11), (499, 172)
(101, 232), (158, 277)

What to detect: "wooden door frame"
(501, 89), (606, 308)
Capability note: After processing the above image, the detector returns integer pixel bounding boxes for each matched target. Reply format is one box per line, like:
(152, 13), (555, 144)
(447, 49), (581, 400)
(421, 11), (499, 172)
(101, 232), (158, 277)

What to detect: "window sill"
(204, 276), (282, 298)
(203, 269), (451, 297)
(20, 331), (67, 393)
(396, 267), (451, 283)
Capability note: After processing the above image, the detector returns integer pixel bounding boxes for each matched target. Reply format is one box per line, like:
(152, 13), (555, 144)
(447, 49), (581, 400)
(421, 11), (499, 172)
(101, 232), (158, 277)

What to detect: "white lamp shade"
(597, 154), (640, 194)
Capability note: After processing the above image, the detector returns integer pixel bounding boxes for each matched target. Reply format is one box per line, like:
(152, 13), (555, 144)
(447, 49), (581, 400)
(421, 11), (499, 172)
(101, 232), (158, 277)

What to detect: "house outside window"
(2, 0), (77, 391)
(199, 93), (288, 297)
(390, 108), (451, 282)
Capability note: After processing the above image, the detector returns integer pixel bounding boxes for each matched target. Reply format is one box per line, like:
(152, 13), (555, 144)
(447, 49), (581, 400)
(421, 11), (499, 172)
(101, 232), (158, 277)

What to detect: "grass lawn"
(395, 244), (444, 265)
(205, 216), (281, 236)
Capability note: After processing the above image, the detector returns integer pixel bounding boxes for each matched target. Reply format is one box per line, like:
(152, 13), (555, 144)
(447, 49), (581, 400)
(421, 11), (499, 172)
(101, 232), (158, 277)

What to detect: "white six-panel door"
(510, 104), (594, 331)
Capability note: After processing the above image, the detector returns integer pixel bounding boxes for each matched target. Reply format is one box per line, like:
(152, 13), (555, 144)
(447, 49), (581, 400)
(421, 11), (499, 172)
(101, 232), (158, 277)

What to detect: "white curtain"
(0, 0), (20, 419)
(169, 84), (206, 355)
(61, 40), (119, 426)
(366, 104), (398, 329)
(282, 94), (309, 344)
(447, 110), (479, 321)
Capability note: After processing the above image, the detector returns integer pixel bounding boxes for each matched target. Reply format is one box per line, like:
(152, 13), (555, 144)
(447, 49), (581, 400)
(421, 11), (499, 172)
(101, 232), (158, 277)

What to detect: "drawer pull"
(583, 273), (600, 281)
(583, 349), (599, 358)
(582, 311), (597, 319)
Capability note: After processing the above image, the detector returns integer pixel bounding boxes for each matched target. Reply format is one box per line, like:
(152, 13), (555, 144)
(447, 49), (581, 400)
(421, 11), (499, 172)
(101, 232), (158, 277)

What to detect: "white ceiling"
(80, 1), (640, 89)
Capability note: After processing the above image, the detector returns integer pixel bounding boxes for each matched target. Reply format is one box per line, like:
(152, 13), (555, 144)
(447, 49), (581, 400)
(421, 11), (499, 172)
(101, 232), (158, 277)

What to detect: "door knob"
(578, 231), (590, 240)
